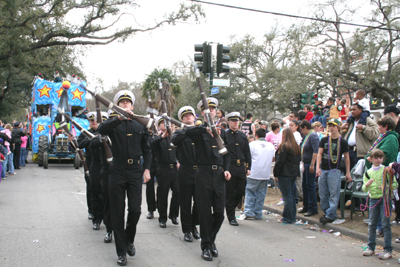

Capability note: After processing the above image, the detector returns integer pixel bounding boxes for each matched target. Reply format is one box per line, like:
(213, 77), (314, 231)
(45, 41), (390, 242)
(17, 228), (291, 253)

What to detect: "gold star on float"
(71, 88), (84, 101)
(38, 85), (52, 98)
(55, 87), (63, 98)
(36, 125), (45, 133)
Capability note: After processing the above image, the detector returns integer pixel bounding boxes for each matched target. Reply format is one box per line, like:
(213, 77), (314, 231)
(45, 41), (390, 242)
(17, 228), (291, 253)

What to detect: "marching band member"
(172, 106), (200, 242)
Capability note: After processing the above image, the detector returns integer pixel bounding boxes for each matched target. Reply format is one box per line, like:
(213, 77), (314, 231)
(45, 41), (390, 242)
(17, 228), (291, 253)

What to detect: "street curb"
(263, 205), (400, 251)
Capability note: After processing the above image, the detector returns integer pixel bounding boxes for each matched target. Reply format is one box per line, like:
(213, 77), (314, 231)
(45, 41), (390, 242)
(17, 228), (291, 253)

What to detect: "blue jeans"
(244, 178), (268, 219)
(368, 201), (383, 231)
(310, 115), (320, 124)
(20, 147), (27, 166)
(368, 198), (392, 252)
(303, 163), (318, 213)
(319, 169), (341, 220)
(279, 176), (297, 223)
(319, 115), (328, 127)
(7, 152), (14, 174)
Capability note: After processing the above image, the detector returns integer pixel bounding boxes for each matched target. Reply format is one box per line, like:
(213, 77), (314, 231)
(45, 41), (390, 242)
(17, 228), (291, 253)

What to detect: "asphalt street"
(0, 161), (397, 266)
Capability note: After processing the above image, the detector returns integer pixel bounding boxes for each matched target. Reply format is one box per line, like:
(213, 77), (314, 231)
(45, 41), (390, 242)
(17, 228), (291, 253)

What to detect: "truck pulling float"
(28, 77), (89, 169)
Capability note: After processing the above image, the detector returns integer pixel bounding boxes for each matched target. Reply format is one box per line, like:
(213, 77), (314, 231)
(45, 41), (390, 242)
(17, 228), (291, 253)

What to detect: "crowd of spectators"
(233, 94), (400, 260)
(0, 120), (29, 180)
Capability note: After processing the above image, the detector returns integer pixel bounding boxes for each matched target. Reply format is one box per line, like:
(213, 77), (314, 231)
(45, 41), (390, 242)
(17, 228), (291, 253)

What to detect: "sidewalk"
(264, 205), (400, 251)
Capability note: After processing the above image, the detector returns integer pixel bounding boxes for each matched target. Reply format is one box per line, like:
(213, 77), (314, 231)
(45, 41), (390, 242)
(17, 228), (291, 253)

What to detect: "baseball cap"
(327, 118), (341, 126)
(384, 104), (400, 115)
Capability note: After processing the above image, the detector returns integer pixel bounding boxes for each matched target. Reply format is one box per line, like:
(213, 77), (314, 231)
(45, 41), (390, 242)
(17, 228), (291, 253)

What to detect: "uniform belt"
(127, 159), (141, 164)
(158, 163), (177, 169)
(348, 145), (357, 151)
(113, 158), (140, 165)
(180, 164), (198, 170)
(197, 165), (223, 171)
(231, 159), (243, 166)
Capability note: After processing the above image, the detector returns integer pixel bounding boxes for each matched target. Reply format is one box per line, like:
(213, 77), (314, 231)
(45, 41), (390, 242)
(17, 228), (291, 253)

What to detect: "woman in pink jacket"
(20, 135), (28, 166)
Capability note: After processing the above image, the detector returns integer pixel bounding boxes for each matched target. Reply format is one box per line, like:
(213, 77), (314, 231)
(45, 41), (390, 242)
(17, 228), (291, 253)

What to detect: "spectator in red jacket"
(304, 104), (314, 121)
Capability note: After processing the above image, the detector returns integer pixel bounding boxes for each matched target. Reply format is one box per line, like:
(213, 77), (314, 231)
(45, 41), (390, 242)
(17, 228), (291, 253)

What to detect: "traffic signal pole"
(194, 42), (230, 95)
(209, 67), (214, 95)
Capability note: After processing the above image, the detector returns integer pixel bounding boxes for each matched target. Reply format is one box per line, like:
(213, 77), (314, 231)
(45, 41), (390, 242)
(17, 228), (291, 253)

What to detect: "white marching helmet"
(196, 97), (218, 111)
(226, 112), (241, 121)
(101, 111), (108, 121)
(113, 90), (135, 105)
(178, 106), (195, 121)
(87, 112), (96, 121)
(107, 109), (118, 118)
(155, 116), (165, 127)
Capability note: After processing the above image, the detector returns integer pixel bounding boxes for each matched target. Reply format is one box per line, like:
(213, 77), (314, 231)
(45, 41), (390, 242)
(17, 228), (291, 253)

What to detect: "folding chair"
(350, 178), (369, 219)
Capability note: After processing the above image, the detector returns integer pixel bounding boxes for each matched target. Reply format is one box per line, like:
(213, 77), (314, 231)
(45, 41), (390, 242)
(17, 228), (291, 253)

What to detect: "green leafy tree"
(222, 27), (316, 119)
(308, 0), (400, 105)
(0, 46), (84, 120)
(0, 0), (204, 114)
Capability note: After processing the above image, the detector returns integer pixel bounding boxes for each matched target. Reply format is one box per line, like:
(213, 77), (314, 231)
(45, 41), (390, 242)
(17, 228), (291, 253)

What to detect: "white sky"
(82, 0), (371, 90)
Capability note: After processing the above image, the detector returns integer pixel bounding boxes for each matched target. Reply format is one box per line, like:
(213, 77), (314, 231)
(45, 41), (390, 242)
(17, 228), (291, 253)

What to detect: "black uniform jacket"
(77, 128), (96, 158)
(185, 123), (230, 171)
(226, 129), (251, 169)
(97, 117), (151, 169)
(172, 128), (196, 166)
(151, 134), (177, 165)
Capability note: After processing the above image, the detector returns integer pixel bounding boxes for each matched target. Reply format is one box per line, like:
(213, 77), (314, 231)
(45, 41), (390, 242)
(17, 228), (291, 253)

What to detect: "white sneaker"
(362, 248), (374, 256)
(378, 251), (392, 260)
(363, 219), (370, 224)
(395, 237), (400, 243)
(276, 200), (284, 206)
(332, 219), (345, 225)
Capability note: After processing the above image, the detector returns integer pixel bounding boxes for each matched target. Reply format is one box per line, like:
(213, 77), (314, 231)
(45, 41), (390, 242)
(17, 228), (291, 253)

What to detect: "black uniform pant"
(85, 157), (92, 214)
(225, 164), (246, 221)
(178, 165), (199, 233)
(101, 165), (112, 233)
(146, 168), (157, 212)
(13, 142), (21, 169)
(195, 166), (225, 251)
(90, 161), (104, 224)
(157, 166), (179, 223)
(109, 163), (143, 257)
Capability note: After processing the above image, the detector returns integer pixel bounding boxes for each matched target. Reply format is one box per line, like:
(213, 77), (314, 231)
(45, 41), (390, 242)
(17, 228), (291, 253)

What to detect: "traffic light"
(311, 93), (318, 104)
(300, 93), (309, 108)
(194, 42), (212, 74)
(216, 44), (230, 76)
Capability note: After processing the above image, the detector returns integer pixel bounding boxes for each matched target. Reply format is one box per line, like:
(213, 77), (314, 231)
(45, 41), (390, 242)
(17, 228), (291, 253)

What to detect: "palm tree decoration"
(141, 68), (182, 116)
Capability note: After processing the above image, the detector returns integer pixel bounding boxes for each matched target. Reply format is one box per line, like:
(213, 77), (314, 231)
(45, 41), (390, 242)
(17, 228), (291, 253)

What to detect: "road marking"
(72, 191), (88, 209)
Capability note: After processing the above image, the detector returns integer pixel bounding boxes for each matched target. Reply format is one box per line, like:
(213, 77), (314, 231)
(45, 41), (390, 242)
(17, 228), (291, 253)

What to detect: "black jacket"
(151, 135), (177, 165)
(273, 145), (301, 178)
(185, 122), (230, 171)
(97, 117), (151, 169)
(11, 128), (25, 144)
(0, 132), (11, 144)
(172, 128), (196, 166)
(226, 129), (251, 169)
(77, 128), (96, 158)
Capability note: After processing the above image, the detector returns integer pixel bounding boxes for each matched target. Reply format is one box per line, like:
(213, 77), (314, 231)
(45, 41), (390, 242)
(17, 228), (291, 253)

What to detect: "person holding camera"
(12, 122), (25, 170)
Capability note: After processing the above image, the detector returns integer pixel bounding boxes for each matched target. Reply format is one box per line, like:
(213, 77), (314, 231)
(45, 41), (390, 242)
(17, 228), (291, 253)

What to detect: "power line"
(190, 0), (399, 31)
